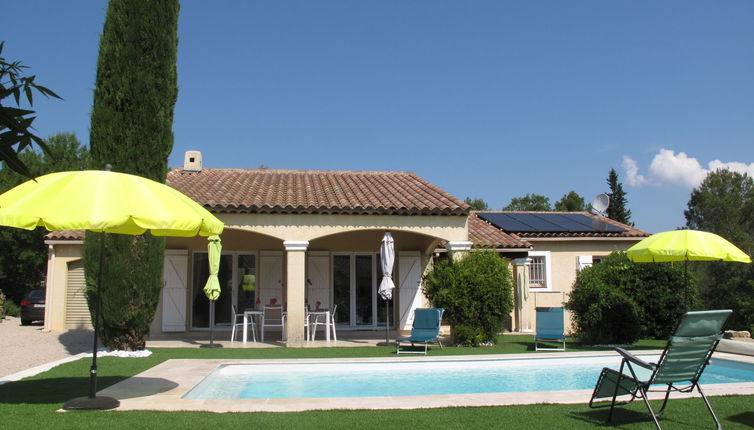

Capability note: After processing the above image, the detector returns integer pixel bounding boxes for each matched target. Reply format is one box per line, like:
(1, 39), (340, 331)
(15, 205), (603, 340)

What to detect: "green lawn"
(1, 335), (752, 430)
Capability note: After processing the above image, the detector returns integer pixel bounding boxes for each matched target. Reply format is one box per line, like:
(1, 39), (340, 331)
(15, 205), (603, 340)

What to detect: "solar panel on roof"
(477, 212), (626, 233)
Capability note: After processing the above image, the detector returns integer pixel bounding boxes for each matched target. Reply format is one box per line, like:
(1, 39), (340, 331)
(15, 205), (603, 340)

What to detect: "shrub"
(566, 252), (695, 344)
(0, 290), (5, 320)
(422, 250), (514, 346)
(3, 298), (21, 318)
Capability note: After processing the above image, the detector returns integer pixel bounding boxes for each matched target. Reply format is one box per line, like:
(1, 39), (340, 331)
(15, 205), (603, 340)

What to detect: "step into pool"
(183, 355), (754, 400)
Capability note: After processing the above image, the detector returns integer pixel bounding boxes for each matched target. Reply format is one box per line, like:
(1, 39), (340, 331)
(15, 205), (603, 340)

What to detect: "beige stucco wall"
(44, 241), (84, 332)
(525, 238), (642, 334)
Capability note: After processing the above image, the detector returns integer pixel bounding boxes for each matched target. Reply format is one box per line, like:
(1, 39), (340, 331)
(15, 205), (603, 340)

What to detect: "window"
(528, 251), (551, 290)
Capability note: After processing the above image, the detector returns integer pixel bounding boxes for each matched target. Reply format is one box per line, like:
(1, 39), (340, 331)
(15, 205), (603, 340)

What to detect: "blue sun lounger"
(396, 308), (444, 354)
(535, 307), (566, 351)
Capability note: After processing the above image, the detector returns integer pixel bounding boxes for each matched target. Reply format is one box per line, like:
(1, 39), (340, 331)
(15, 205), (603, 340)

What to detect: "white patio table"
(242, 309), (263, 343)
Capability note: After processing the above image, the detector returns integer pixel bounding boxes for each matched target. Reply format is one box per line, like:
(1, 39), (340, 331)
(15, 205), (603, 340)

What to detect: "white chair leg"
(231, 321), (237, 342)
(331, 321), (337, 342)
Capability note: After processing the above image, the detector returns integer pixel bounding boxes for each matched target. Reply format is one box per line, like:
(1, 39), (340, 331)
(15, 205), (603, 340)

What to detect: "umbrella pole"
(63, 232), (119, 410)
(88, 232), (105, 399)
(385, 299), (389, 343)
(201, 299), (222, 348)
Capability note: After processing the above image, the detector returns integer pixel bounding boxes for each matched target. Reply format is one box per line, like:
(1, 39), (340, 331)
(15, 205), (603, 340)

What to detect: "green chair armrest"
(615, 347), (656, 371)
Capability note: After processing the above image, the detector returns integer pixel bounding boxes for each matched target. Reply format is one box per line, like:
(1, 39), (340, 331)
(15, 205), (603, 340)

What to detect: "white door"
(398, 251), (422, 330)
(307, 251), (330, 309)
(259, 251), (283, 307)
(162, 250), (188, 332)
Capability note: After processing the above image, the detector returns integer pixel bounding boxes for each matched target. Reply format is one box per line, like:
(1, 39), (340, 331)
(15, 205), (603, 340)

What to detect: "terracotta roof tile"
(166, 168), (469, 216)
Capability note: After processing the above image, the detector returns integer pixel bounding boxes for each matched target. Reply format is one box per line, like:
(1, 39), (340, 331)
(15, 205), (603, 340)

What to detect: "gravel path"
(0, 316), (93, 378)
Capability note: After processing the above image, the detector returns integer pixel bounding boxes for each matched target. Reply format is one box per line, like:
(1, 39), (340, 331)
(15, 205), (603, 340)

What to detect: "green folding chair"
(589, 309), (732, 430)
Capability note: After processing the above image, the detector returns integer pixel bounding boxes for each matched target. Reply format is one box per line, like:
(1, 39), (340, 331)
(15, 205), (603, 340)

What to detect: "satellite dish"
(591, 193), (610, 215)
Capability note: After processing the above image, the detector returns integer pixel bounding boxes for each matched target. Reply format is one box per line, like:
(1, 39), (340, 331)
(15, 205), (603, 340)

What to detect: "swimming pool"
(183, 355), (754, 400)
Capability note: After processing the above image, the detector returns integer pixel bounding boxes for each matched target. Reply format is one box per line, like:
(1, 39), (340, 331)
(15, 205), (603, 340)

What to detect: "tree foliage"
(84, 0), (179, 350)
(422, 250), (514, 346)
(606, 169), (633, 225)
(566, 252), (695, 344)
(464, 197), (490, 211)
(0, 133), (88, 304)
(684, 169), (754, 330)
(502, 193), (552, 211)
(0, 42), (63, 177)
(554, 191), (586, 212)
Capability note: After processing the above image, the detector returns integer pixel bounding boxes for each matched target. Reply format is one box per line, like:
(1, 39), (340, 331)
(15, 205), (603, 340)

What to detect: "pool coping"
(97, 351), (754, 413)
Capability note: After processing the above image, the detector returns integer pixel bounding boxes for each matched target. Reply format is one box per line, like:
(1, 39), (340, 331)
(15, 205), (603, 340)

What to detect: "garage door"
(65, 260), (92, 330)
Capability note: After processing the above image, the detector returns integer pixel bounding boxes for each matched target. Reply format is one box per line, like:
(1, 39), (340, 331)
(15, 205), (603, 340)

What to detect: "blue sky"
(5, 1), (753, 233)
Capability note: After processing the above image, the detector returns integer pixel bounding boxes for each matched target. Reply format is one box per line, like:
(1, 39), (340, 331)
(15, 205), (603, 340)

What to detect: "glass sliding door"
(355, 255), (374, 326)
(191, 252), (255, 329)
(332, 255), (351, 325)
(236, 254), (256, 312)
(332, 253), (381, 329)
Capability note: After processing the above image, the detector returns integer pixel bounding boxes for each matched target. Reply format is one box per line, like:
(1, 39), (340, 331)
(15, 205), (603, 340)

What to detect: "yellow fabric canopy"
(203, 235), (222, 300)
(626, 229), (751, 263)
(0, 170), (223, 236)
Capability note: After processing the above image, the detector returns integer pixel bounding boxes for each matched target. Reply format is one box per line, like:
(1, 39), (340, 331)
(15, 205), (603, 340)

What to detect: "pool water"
(182, 355), (754, 400)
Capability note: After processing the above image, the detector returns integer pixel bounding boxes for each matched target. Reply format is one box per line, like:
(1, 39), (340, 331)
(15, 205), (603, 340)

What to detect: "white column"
(446, 241), (472, 261)
(283, 241), (308, 347)
(513, 257), (533, 333)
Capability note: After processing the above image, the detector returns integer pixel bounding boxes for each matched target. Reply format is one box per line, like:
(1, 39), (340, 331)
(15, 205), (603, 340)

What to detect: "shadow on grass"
(0, 376), (126, 404)
(570, 406), (660, 427)
(727, 411), (754, 428)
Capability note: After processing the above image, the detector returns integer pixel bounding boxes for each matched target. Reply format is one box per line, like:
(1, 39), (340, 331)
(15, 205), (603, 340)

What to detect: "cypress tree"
(85, 0), (179, 350)
(606, 168), (633, 226)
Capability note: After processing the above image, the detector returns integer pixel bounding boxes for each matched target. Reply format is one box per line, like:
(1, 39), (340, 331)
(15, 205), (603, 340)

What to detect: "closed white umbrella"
(378, 232), (395, 341)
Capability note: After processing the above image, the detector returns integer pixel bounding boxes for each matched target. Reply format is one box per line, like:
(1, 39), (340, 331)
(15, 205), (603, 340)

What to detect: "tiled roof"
(166, 168), (469, 216)
(468, 213), (531, 248)
(475, 211), (650, 238)
(46, 230), (84, 240)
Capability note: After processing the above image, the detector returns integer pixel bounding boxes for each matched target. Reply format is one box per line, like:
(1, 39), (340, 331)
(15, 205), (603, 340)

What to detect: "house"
(44, 152), (471, 345)
(43, 152), (649, 344)
(460, 211), (649, 333)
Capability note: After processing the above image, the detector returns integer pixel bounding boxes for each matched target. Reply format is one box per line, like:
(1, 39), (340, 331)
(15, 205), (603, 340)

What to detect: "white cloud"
(708, 160), (754, 177)
(621, 155), (648, 186)
(621, 149), (754, 188)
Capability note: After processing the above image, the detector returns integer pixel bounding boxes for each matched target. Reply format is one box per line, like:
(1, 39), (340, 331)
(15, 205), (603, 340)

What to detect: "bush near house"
(566, 252), (695, 344)
(423, 250), (514, 346)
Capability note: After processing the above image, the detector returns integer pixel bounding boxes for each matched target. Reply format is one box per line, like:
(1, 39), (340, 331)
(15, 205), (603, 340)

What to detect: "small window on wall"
(592, 256), (605, 264)
(528, 251), (551, 289)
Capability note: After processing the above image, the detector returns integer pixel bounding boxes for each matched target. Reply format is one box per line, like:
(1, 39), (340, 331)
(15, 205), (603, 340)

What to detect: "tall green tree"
(0, 42), (63, 177)
(464, 197), (490, 211)
(554, 191), (586, 212)
(0, 133), (89, 304)
(85, 0), (179, 350)
(503, 193), (552, 211)
(606, 168), (633, 225)
(684, 169), (754, 330)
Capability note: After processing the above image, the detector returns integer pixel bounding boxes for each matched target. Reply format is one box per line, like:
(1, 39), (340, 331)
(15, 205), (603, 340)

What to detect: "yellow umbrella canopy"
(204, 235), (222, 300)
(0, 169), (224, 410)
(0, 170), (223, 236)
(626, 229), (751, 263)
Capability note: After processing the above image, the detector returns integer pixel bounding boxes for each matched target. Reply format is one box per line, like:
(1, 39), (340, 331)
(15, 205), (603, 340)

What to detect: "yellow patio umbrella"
(626, 230), (751, 263)
(0, 169), (224, 410)
(203, 235), (222, 347)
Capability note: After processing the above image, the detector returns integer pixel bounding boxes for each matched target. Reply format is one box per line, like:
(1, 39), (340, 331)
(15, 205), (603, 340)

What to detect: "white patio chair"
(230, 305), (255, 342)
(261, 305), (285, 342)
(310, 304), (337, 341)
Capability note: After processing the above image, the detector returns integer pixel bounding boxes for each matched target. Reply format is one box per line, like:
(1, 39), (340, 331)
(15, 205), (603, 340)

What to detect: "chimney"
(183, 150), (202, 172)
